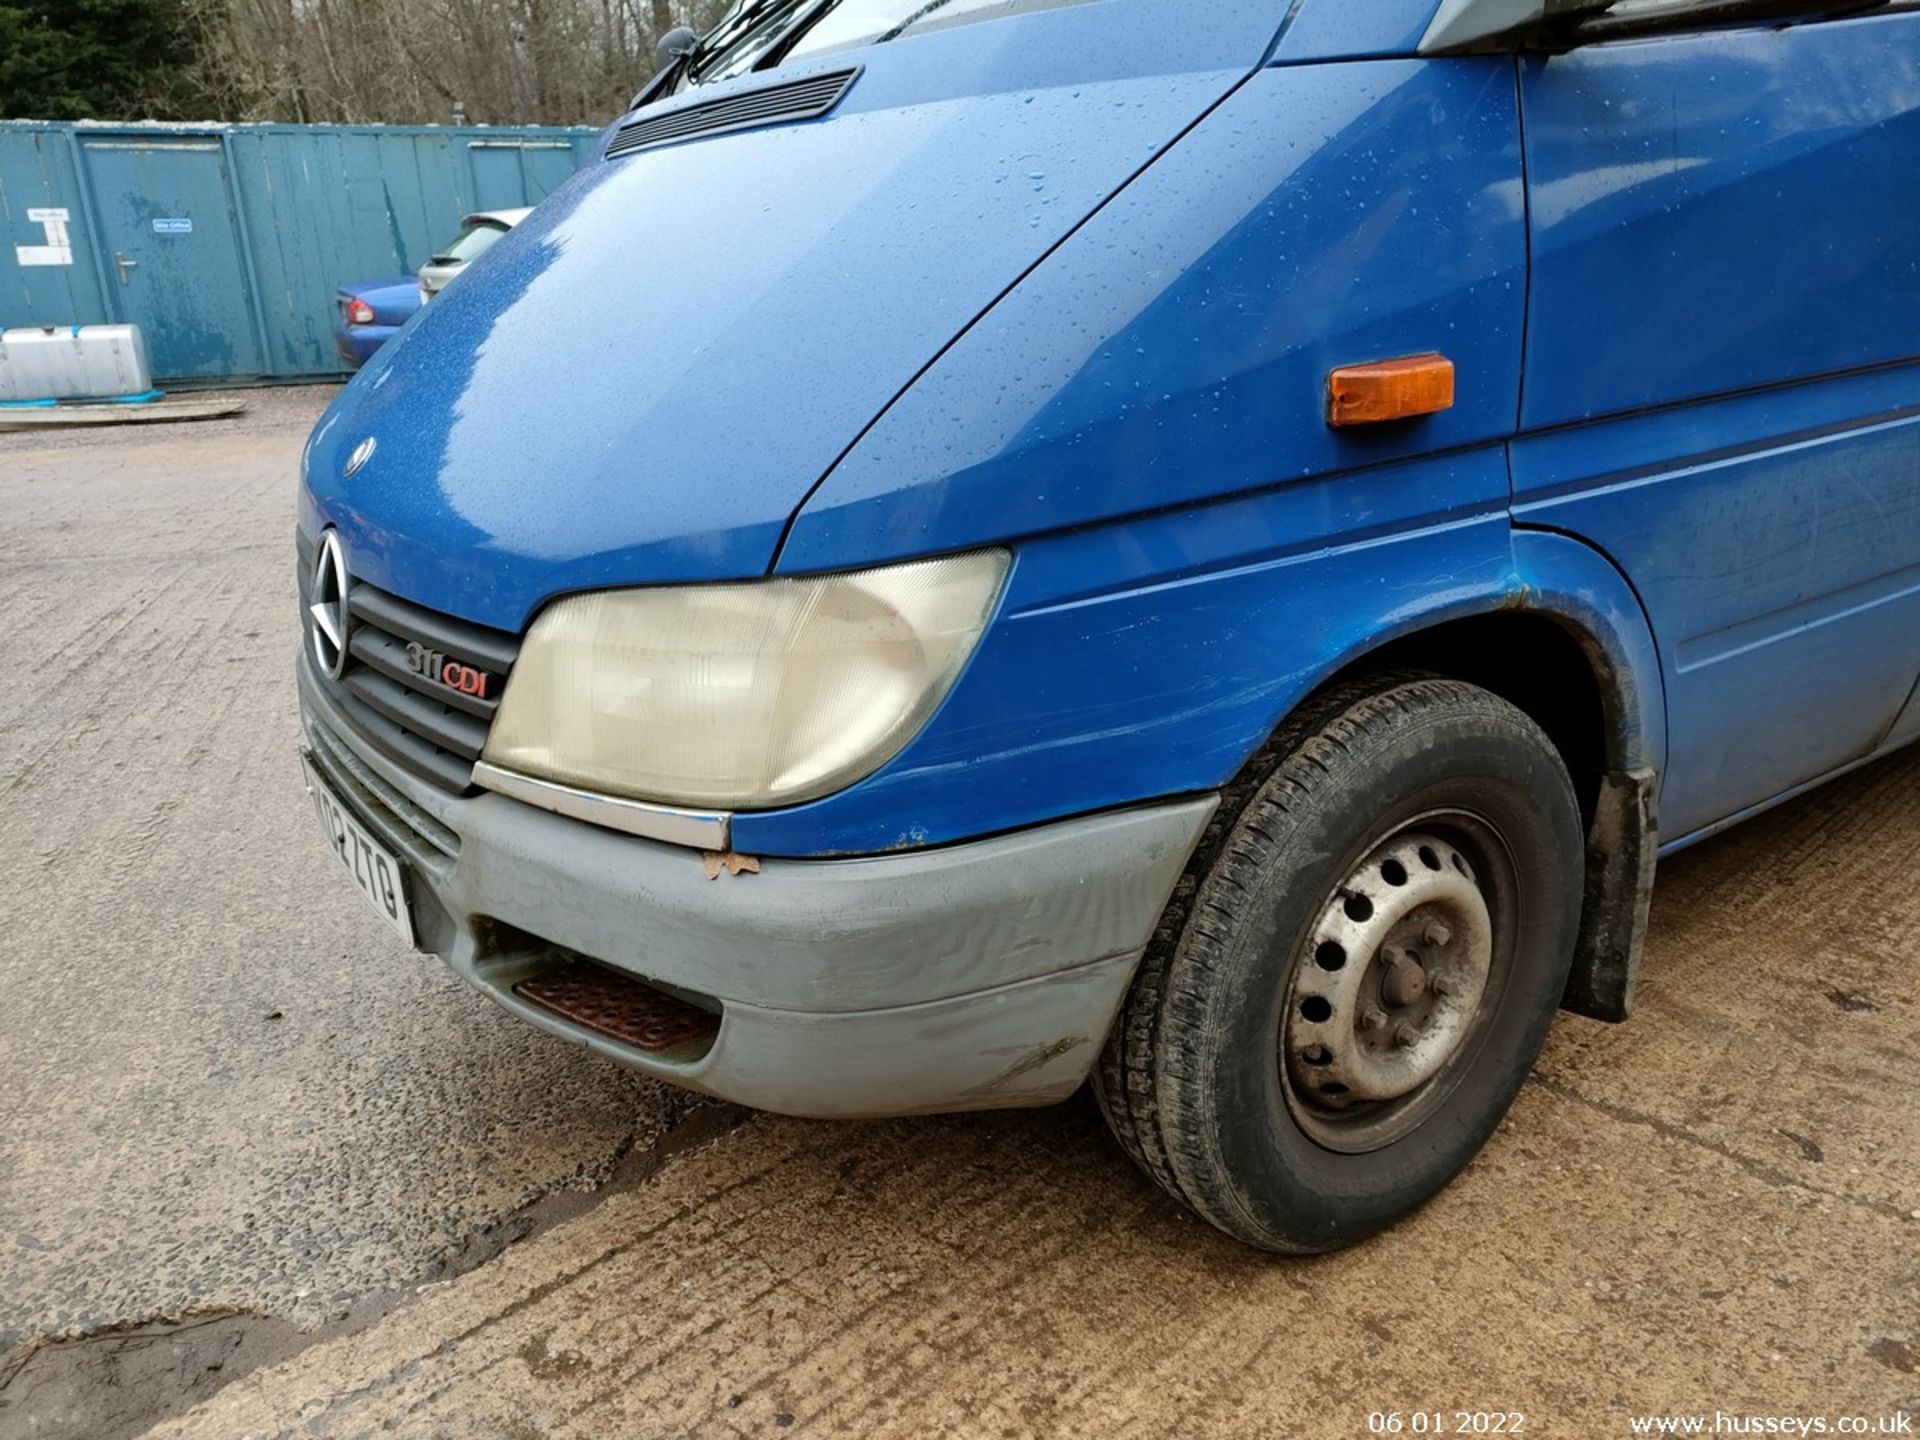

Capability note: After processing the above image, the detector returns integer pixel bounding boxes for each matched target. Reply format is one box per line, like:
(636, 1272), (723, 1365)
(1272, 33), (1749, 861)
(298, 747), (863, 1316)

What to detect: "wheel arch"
(1261, 527), (1667, 1022)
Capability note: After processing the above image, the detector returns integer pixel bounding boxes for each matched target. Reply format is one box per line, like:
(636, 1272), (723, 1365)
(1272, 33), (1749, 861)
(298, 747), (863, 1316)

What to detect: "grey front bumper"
(298, 658), (1215, 1118)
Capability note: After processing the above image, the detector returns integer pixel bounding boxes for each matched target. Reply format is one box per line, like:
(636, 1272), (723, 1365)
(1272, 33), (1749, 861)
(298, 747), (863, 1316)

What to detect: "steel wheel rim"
(1279, 808), (1519, 1155)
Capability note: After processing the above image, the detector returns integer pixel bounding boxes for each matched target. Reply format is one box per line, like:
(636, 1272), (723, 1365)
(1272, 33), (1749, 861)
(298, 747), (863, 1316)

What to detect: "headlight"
(482, 550), (1009, 811)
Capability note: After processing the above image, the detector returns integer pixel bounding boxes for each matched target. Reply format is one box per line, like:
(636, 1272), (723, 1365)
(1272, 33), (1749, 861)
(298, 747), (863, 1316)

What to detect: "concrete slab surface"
(0, 389), (1915, 1439)
(143, 756), (1920, 1437)
(0, 390), (701, 1422)
(0, 396), (247, 431)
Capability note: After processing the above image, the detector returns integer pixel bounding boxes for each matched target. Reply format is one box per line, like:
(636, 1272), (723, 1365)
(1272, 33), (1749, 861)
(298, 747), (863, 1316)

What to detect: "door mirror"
(655, 25), (699, 74)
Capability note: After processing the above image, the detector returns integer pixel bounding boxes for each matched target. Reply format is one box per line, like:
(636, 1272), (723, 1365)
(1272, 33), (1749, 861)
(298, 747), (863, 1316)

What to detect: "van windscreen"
(675, 0), (1087, 90)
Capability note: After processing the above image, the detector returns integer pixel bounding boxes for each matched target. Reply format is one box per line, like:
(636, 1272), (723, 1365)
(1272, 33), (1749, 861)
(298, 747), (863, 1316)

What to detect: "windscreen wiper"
(751, 0), (848, 73)
(629, 0), (779, 108)
(877, 0), (961, 43)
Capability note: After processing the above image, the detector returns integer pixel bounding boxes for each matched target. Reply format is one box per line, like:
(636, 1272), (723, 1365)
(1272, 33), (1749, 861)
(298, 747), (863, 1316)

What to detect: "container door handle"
(114, 252), (140, 285)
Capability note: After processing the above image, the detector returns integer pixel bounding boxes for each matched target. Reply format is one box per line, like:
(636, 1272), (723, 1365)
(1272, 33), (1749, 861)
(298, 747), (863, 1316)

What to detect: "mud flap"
(1562, 766), (1657, 1023)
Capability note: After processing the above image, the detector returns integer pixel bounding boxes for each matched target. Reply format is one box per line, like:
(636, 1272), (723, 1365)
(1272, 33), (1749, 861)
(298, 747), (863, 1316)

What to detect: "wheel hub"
(1381, 949), (1427, 1007)
(1284, 831), (1494, 1113)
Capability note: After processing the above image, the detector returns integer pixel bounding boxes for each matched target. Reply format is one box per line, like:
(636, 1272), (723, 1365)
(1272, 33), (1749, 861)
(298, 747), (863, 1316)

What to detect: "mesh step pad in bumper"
(514, 963), (719, 1056)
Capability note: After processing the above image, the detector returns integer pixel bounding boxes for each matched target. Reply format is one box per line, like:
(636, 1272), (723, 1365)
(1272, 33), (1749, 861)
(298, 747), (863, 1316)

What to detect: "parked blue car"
(295, 0), (1920, 1251)
(331, 276), (420, 371)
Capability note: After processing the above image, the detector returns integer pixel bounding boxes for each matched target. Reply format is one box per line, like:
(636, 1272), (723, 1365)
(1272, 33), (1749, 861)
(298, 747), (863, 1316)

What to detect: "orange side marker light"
(1327, 353), (1456, 428)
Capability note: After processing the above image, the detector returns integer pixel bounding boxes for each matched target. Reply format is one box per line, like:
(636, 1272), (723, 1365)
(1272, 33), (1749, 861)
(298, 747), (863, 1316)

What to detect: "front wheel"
(1096, 675), (1586, 1252)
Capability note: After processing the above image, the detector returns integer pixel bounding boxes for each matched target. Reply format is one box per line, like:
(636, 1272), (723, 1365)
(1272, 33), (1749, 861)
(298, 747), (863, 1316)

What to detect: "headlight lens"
(482, 549), (1009, 810)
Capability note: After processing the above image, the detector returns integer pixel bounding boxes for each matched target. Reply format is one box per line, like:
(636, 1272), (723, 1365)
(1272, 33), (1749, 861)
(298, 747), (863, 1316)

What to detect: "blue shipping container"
(0, 121), (599, 384)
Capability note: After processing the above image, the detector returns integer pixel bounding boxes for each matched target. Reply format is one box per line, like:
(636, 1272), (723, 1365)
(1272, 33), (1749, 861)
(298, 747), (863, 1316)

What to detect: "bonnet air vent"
(605, 66), (861, 160)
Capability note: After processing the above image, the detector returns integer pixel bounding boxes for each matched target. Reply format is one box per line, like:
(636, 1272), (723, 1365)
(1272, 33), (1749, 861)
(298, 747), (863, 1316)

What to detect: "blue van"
(296, 0), (1920, 1251)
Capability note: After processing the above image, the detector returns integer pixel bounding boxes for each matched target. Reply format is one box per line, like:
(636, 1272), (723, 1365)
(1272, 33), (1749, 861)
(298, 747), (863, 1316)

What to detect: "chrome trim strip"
(472, 761), (731, 851)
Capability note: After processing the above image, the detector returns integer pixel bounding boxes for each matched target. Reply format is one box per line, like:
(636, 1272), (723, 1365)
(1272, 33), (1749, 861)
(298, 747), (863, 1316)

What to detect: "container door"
(1508, 8), (1920, 841)
(80, 136), (265, 381)
(467, 139), (576, 211)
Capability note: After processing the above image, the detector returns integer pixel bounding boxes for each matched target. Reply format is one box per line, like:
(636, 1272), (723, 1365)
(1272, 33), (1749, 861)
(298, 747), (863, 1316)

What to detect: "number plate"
(301, 753), (416, 947)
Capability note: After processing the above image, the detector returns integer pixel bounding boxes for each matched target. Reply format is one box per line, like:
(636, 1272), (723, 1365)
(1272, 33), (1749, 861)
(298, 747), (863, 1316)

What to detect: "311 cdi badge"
(405, 642), (492, 699)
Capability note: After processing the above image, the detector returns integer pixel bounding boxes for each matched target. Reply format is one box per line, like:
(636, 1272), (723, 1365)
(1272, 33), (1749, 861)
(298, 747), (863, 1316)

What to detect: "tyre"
(1095, 674), (1586, 1252)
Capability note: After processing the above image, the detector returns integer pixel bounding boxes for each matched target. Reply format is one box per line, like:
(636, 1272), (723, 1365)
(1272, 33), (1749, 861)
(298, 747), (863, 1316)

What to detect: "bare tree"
(183, 0), (728, 124)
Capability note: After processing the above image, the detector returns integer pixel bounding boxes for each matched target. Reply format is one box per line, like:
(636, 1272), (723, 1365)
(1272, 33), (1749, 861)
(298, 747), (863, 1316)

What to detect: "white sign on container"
(16, 208), (74, 267)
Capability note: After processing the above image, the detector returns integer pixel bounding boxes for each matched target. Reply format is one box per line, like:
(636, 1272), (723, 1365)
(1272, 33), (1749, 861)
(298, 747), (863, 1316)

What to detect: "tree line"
(1, 0), (730, 125)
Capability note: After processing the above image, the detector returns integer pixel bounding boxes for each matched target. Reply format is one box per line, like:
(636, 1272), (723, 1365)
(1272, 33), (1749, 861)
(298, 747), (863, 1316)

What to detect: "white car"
(417, 208), (530, 303)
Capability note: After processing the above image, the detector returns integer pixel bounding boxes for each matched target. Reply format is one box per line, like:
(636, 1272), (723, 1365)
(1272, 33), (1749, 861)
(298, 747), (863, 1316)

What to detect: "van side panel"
(1515, 367), (1920, 838)
(1516, 15), (1920, 428)
(778, 58), (1526, 572)
(1513, 17), (1920, 838)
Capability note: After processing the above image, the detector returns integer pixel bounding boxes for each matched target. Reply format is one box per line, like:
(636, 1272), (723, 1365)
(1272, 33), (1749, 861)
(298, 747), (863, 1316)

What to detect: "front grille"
(305, 710), (460, 866)
(300, 535), (519, 794)
(605, 66), (859, 160)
